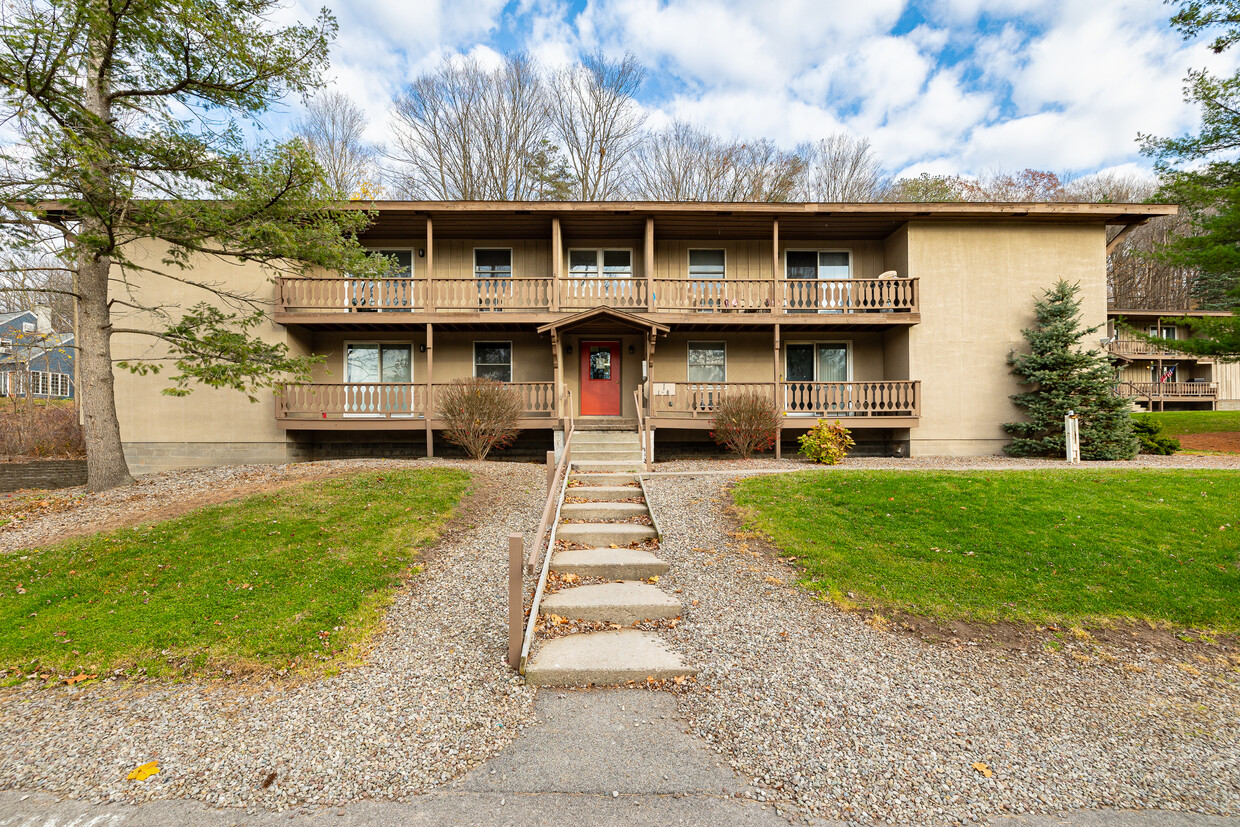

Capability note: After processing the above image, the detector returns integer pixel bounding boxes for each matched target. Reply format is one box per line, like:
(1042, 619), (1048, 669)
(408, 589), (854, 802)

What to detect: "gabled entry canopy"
(536, 306), (670, 336)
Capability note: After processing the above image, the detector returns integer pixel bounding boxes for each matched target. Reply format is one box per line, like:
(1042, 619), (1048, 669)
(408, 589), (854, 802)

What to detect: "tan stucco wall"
(906, 222), (1107, 455)
(109, 241), (293, 472)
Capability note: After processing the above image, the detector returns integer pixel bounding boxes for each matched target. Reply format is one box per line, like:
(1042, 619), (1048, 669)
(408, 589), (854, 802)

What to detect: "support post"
(773, 218), (783, 314)
(648, 425), (655, 466)
(508, 533), (523, 669)
(551, 216), (562, 312)
(645, 216), (655, 311)
(646, 330), (656, 421)
(774, 323), (782, 459)
(425, 215), (435, 310)
(546, 450), (556, 490)
(552, 331), (563, 427)
(425, 323), (435, 457)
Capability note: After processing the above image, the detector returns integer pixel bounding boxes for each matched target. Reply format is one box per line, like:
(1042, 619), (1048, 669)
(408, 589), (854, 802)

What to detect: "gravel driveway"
(0, 459), (542, 813)
(644, 470), (1240, 826)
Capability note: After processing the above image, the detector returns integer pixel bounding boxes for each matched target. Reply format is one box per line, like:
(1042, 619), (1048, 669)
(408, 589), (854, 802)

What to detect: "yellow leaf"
(648, 575), (659, 583)
(127, 761), (159, 781)
(971, 762), (993, 778)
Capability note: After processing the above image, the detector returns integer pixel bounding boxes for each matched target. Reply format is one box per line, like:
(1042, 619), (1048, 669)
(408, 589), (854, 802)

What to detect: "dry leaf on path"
(972, 762), (993, 778)
(127, 761), (159, 781)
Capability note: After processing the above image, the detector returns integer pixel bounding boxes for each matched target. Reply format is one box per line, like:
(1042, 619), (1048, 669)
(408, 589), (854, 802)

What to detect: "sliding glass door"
(785, 251), (851, 313)
(785, 343), (850, 414)
(345, 343), (414, 416)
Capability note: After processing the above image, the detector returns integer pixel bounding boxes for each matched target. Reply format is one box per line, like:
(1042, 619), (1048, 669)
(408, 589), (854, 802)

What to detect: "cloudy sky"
(276, 0), (1239, 180)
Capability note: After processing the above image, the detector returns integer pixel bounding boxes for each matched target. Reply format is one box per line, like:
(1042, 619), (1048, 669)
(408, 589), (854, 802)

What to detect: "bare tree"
(390, 53), (549, 200)
(798, 134), (887, 201)
(0, 250), (75, 331)
(293, 90), (376, 197)
(546, 50), (646, 200)
(631, 122), (802, 202)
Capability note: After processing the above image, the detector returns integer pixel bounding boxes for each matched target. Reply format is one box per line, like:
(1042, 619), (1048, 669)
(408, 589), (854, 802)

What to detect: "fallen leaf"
(648, 575), (659, 583)
(64, 673), (97, 685)
(127, 761), (159, 781)
(972, 762), (993, 778)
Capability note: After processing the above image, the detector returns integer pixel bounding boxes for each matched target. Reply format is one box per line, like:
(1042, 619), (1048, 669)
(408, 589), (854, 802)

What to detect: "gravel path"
(644, 471), (1240, 826)
(0, 460), (542, 813)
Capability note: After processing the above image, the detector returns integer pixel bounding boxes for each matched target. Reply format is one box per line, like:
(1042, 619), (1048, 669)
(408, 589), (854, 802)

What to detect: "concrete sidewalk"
(1, 690), (1236, 826)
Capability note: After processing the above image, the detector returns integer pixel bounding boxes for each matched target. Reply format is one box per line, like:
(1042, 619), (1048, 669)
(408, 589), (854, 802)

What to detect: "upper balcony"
(274, 275), (919, 322)
(1107, 338), (1212, 362)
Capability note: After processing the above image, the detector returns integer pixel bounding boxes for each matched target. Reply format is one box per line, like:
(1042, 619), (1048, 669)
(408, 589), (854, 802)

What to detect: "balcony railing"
(276, 276), (919, 315)
(651, 381), (920, 419)
(277, 381), (558, 421)
(1113, 381), (1218, 400)
(1107, 339), (1201, 359)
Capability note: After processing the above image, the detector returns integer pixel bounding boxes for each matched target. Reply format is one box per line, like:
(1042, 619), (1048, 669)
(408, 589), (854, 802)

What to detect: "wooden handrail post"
(546, 450), (556, 490)
(508, 533), (523, 669)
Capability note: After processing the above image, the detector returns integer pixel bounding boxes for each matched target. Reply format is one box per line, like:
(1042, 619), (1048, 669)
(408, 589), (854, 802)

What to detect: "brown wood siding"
(433, 239), (553, 278)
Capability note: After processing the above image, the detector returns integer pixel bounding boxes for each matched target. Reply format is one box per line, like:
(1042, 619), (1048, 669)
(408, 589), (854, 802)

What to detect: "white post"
(1064, 410), (1081, 464)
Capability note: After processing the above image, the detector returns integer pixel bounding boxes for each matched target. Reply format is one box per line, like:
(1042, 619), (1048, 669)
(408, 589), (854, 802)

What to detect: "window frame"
(687, 248), (727, 279)
(473, 340), (514, 384)
(686, 340), (727, 384)
(783, 340), (854, 382)
(567, 248), (635, 278)
(473, 247), (514, 278)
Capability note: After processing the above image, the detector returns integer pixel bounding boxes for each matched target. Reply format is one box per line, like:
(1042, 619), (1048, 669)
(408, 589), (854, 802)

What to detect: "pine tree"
(1004, 281), (1138, 460)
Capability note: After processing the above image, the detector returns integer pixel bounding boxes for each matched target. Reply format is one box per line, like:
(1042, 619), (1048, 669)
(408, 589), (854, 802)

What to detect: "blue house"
(0, 308), (75, 400)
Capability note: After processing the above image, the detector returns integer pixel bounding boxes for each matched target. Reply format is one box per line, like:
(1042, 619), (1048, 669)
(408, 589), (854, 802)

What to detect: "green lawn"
(733, 470), (1240, 630)
(0, 467), (470, 680)
(1137, 410), (1240, 435)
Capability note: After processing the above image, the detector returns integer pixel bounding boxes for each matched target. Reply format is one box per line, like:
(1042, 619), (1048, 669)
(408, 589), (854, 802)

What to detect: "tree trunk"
(78, 251), (133, 490)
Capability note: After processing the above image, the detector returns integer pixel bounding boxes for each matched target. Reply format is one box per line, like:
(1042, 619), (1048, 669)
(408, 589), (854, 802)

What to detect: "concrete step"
(524, 629), (697, 686)
(569, 472), (639, 487)
(557, 522), (657, 546)
(573, 460), (646, 473)
(552, 547), (669, 580)
(572, 431), (643, 446)
(572, 449), (645, 462)
(564, 485), (643, 502)
(559, 501), (649, 521)
(541, 581), (680, 624)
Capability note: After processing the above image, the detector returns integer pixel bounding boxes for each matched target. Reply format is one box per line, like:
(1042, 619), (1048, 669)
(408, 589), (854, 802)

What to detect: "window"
(0, 337), (11, 354)
(21, 322), (34, 332)
(687, 342), (726, 383)
(785, 250), (851, 313)
(1147, 325), (1177, 340)
(2, 371), (71, 397)
(474, 341), (512, 383)
(688, 250), (725, 278)
(474, 249), (512, 310)
(569, 249), (632, 278)
(344, 343), (413, 415)
(1152, 363), (1177, 383)
(352, 248), (413, 310)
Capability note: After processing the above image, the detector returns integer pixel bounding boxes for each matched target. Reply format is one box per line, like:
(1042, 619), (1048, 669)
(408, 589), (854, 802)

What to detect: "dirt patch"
(1177, 431), (1240, 453)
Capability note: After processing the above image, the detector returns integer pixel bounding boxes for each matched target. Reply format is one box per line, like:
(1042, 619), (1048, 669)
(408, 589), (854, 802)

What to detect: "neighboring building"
(0, 308), (75, 401)
(102, 201), (1175, 473)
(1106, 309), (1240, 411)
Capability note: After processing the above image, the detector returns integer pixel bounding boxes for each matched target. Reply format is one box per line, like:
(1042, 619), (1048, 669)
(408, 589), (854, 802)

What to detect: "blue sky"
(274, 0), (1240, 180)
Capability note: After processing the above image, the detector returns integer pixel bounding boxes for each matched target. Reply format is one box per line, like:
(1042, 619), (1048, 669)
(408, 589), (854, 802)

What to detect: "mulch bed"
(1177, 431), (1240, 453)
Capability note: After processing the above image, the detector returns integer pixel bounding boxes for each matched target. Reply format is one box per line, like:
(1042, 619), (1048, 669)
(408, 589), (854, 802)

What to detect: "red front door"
(580, 340), (621, 416)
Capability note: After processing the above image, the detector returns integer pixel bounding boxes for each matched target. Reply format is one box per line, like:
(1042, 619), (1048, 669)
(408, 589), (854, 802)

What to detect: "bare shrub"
(437, 378), (523, 460)
(711, 391), (781, 458)
(0, 401), (84, 458)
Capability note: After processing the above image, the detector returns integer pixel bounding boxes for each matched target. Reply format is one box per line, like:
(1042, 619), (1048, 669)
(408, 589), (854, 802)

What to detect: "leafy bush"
(798, 419), (855, 464)
(710, 391), (781, 458)
(0, 401), (84, 458)
(1132, 415), (1180, 455)
(437, 377), (523, 460)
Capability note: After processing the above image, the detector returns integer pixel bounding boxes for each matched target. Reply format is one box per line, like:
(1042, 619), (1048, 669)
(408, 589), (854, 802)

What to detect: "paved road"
(1, 689), (1236, 826)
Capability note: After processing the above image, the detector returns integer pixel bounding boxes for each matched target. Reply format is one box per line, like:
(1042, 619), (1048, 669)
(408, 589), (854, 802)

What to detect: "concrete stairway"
(524, 430), (697, 687)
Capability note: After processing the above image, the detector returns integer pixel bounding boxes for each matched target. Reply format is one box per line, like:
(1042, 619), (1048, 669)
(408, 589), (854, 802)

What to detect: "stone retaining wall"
(0, 459), (88, 492)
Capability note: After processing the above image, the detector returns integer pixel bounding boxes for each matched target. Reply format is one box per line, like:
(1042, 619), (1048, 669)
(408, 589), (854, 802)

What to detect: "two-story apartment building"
(1106, 308), (1240, 411)
(106, 201), (1175, 473)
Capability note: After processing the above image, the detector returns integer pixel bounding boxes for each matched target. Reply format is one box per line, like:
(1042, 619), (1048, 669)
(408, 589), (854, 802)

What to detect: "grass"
(1136, 410), (1240, 435)
(0, 467), (471, 680)
(732, 470), (1240, 631)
